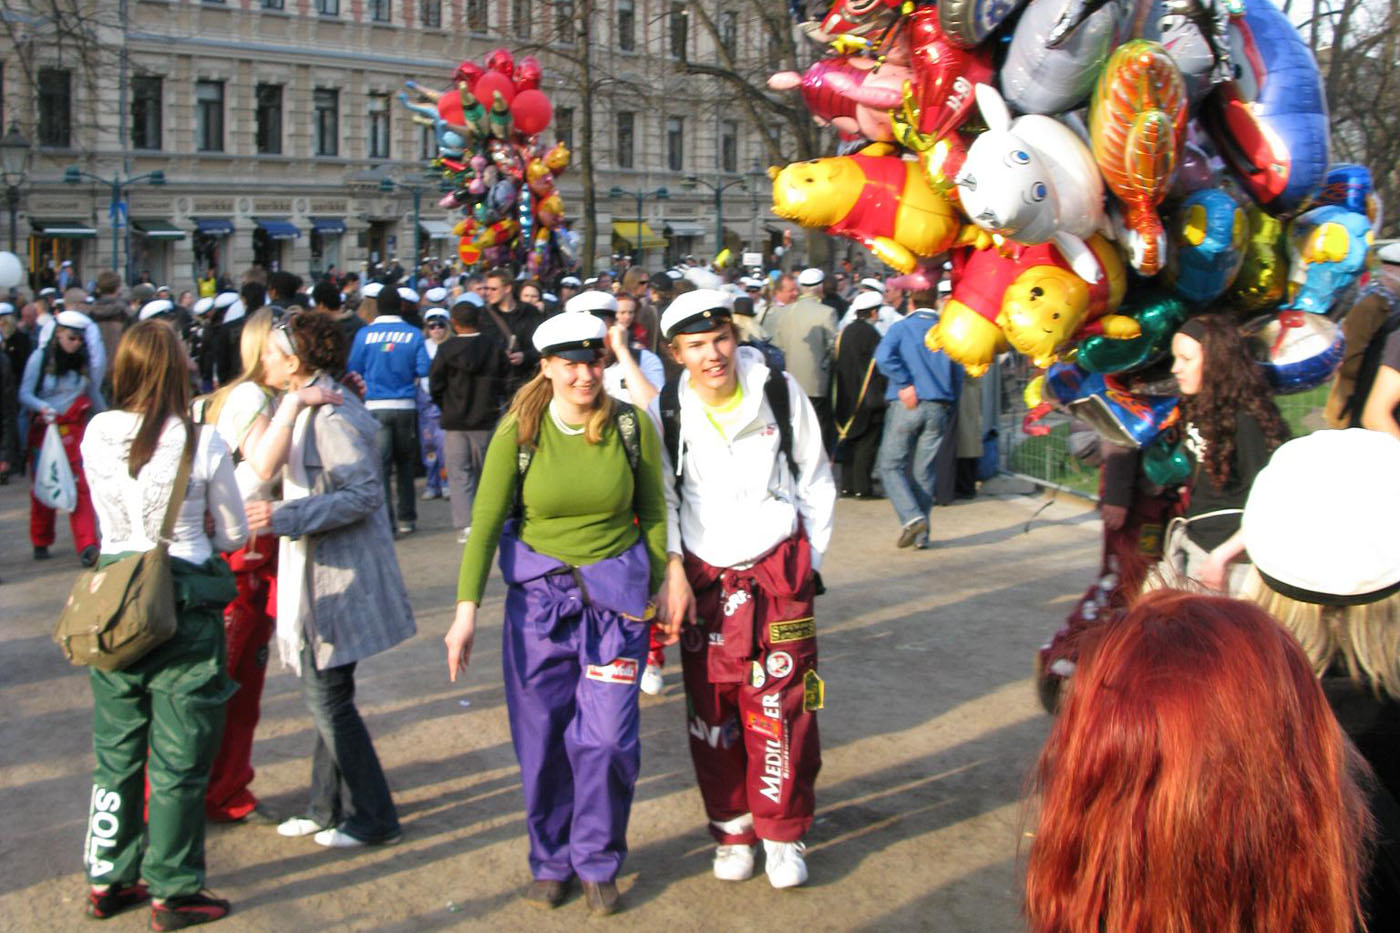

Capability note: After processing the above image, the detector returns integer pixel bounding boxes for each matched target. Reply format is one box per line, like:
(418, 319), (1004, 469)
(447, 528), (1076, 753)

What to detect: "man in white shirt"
(655, 289), (836, 891)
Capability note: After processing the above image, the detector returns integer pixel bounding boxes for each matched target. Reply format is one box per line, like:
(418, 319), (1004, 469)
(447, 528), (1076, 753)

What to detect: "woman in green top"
(444, 312), (673, 916)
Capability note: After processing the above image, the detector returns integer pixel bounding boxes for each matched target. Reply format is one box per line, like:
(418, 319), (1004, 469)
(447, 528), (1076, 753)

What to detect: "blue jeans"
(372, 408), (419, 526)
(877, 399), (950, 541)
(300, 641), (400, 842)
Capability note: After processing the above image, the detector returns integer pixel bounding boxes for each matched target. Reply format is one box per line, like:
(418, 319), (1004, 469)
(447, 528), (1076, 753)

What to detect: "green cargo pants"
(84, 556), (238, 898)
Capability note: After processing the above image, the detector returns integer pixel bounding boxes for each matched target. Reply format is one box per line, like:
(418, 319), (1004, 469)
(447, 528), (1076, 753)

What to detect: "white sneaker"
(639, 663), (664, 696)
(712, 844), (756, 881)
(421, 489), (441, 500)
(314, 827), (401, 848)
(277, 817), (324, 837)
(457, 527), (471, 545)
(763, 839), (808, 888)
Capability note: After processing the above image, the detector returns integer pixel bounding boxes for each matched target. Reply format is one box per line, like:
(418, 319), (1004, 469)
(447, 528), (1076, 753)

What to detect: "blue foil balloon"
(1283, 204), (1371, 314)
(1163, 188), (1247, 305)
(1244, 310), (1345, 394)
(1044, 362), (1180, 448)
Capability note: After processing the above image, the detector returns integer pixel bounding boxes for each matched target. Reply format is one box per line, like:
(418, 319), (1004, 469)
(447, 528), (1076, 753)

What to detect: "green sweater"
(456, 408), (670, 604)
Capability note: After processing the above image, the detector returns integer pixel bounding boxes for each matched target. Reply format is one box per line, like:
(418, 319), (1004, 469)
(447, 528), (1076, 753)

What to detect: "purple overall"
(498, 527), (652, 883)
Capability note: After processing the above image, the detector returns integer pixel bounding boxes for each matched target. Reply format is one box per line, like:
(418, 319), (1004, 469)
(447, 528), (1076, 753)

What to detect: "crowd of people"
(6, 248), (1400, 930)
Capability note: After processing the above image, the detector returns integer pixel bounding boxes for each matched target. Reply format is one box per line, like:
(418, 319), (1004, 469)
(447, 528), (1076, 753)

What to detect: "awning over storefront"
(32, 219), (97, 239)
(419, 219), (457, 240)
(666, 221), (707, 238)
(612, 220), (666, 250)
(254, 218), (301, 240)
(194, 218), (235, 236)
(132, 219), (186, 241)
(763, 220), (802, 238)
(311, 217), (347, 235)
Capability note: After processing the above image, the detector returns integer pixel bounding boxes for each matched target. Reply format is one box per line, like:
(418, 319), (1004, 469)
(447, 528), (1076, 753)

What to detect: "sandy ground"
(0, 474), (1100, 932)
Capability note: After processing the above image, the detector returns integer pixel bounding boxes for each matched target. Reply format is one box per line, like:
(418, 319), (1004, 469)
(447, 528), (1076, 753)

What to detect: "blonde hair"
(200, 309), (274, 427)
(508, 366), (614, 450)
(1242, 567), (1400, 699)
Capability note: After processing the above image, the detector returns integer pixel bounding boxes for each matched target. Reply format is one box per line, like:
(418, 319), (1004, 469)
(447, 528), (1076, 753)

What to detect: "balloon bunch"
(775, 0), (1376, 458)
(400, 48), (573, 275)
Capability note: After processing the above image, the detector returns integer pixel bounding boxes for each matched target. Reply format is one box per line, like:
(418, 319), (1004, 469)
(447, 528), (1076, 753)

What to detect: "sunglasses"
(274, 317), (302, 356)
(426, 320), (447, 329)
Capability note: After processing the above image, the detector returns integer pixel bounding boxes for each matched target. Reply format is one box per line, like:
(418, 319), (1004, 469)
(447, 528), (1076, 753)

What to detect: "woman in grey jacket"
(244, 312), (415, 848)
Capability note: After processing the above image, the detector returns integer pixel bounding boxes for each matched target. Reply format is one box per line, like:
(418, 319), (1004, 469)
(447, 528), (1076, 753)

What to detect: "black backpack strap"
(612, 402), (641, 473)
(764, 369), (800, 482)
(512, 437), (532, 520)
(659, 378), (683, 493)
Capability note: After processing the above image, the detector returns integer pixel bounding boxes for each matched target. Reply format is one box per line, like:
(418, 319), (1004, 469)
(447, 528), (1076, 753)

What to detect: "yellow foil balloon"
(1226, 206), (1287, 313)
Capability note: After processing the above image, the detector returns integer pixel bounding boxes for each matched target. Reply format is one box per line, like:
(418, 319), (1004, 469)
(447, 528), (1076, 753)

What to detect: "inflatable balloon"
(1077, 291), (1188, 373)
(1168, 140), (1218, 198)
(1042, 363), (1182, 448)
(768, 143), (988, 274)
(1283, 204), (1372, 315)
(1154, 0), (1234, 102)
(1162, 188), (1246, 305)
(768, 57), (913, 143)
(999, 235), (1133, 368)
(816, 0), (906, 39)
(1243, 310), (1345, 393)
(1141, 428), (1192, 486)
(510, 89), (553, 136)
(939, 0), (1030, 48)
(1225, 205), (1287, 313)
(924, 246), (1012, 376)
(955, 83), (1107, 282)
(0, 251), (20, 289)
(473, 70), (515, 110)
(1205, 0), (1329, 216)
(1089, 40), (1188, 277)
(904, 7), (993, 143)
(1314, 163), (1381, 229)
(1000, 0), (1134, 115)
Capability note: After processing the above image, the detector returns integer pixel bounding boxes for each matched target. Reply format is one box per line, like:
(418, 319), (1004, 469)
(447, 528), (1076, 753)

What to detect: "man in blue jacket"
(347, 285), (432, 535)
(873, 291), (961, 550)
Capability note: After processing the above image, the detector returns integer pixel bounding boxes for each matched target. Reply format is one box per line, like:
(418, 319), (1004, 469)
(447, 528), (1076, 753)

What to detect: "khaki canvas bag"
(53, 426), (198, 672)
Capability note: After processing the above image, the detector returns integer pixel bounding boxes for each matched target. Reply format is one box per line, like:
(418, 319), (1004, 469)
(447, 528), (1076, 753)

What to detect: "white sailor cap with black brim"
(193, 296), (215, 315)
(661, 289), (733, 340)
(56, 309), (92, 330)
(424, 286), (449, 305)
(532, 311), (607, 362)
(361, 282), (384, 298)
(139, 298), (176, 321)
(423, 307), (450, 323)
(213, 291), (239, 309)
(565, 290), (619, 318)
(560, 275), (582, 288)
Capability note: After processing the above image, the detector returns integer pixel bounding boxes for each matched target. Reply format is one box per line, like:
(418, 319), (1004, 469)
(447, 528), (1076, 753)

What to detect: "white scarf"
(275, 403), (316, 675)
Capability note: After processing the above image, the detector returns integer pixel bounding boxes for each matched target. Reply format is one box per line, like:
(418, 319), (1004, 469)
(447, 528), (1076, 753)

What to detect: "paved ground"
(0, 474), (1101, 932)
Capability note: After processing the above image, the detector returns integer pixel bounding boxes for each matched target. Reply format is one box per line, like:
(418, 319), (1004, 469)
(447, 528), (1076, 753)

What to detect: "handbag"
(52, 426), (198, 672)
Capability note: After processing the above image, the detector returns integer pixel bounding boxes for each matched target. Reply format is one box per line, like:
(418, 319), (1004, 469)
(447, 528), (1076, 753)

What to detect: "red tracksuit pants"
(681, 535), (821, 844)
(27, 406), (98, 554)
(204, 544), (277, 821)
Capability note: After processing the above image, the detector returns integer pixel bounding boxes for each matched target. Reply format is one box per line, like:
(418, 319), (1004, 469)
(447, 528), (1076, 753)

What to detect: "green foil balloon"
(1142, 430), (1192, 487)
(1078, 291), (1189, 374)
(1225, 206), (1287, 313)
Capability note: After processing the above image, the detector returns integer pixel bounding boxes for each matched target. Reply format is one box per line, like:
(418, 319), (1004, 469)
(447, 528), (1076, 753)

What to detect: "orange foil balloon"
(1089, 40), (1187, 277)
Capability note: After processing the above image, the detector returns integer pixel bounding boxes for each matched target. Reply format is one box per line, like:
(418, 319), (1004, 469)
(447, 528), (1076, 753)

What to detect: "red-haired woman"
(1165, 314), (1289, 594)
(1026, 590), (1372, 933)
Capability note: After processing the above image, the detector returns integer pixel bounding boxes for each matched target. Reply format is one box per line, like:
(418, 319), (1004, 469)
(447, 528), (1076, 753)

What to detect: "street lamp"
(63, 165), (166, 284)
(0, 123), (33, 254)
(685, 173), (747, 261)
(608, 185), (669, 266)
(381, 174), (435, 288)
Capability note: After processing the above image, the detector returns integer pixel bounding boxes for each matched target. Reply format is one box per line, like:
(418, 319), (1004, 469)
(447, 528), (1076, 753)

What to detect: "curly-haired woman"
(243, 311), (415, 849)
(1164, 314), (1290, 594)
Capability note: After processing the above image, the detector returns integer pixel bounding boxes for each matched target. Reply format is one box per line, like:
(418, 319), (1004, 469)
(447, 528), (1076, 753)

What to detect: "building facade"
(3, 0), (811, 293)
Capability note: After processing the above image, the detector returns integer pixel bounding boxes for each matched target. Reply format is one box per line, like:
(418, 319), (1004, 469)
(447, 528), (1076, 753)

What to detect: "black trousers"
(842, 416), (883, 496)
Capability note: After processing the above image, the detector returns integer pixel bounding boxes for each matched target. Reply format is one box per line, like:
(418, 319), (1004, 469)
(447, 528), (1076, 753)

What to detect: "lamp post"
(0, 123), (33, 254)
(63, 165), (165, 284)
(685, 174), (747, 261)
(608, 185), (669, 266)
(381, 174), (433, 288)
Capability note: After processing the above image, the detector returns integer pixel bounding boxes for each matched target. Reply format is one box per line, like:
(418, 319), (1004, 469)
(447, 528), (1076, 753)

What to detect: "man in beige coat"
(770, 268), (838, 453)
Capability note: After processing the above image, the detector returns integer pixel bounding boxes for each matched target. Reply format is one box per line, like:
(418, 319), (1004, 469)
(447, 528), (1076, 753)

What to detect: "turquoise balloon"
(1078, 291), (1189, 374)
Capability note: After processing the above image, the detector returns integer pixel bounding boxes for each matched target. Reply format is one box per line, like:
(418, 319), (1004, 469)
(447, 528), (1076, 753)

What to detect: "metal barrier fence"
(989, 356), (1330, 501)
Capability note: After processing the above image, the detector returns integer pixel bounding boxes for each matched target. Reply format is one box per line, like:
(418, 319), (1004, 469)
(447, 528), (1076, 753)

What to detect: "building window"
(466, 0), (488, 31)
(314, 88), (339, 157)
(316, 0), (338, 13)
(37, 68), (71, 147)
(556, 106), (573, 150)
(368, 0), (390, 22)
(554, 0), (575, 45)
(721, 120), (737, 173)
(719, 10), (737, 58)
(616, 111), (634, 169)
(618, 0), (635, 51)
(513, 0), (531, 38)
(420, 125), (435, 161)
(256, 83), (282, 155)
(669, 3), (687, 60)
(666, 116), (684, 171)
(421, 0), (440, 27)
(131, 75), (162, 151)
(368, 93), (390, 159)
(261, 0), (284, 9)
(195, 79), (224, 152)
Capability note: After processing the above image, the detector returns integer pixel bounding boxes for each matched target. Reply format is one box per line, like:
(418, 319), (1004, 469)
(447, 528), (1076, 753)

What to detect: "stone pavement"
(0, 474), (1101, 931)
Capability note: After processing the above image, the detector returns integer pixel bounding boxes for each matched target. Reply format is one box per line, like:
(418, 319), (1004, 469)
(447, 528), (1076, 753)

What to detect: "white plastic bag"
(34, 423), (77, 513)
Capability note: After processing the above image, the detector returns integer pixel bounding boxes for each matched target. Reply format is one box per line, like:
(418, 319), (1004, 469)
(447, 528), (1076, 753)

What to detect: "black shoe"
(522, 878), (572, 909)
(81, 545), (99, 568)
(582, 880), (621, 916)
(33, 545), (50, 560)
(86, 881), (150, 919)
(149, 891), (230, 930)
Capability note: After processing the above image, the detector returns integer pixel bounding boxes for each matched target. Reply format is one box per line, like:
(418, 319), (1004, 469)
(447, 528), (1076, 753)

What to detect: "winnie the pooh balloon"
(955, 84), (1108, 283)
(769, 143), (988, 274)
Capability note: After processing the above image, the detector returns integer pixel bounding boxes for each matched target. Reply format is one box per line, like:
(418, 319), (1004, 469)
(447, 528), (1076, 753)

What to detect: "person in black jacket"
(430, 296), (505, 543)
(833, 293), (887, 498)
(477, 267), (543, 408)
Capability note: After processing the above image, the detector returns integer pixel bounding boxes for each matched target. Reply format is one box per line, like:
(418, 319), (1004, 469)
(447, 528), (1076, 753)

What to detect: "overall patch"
(745, 710), (783, 740)
(681, 626), (705, 653)
(768, 617), (815, 644)
(765, 651), (794, 679)
(750, 660), (767, 689)
(803, 669), (825, 712)
(585, 658), (639, 685)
